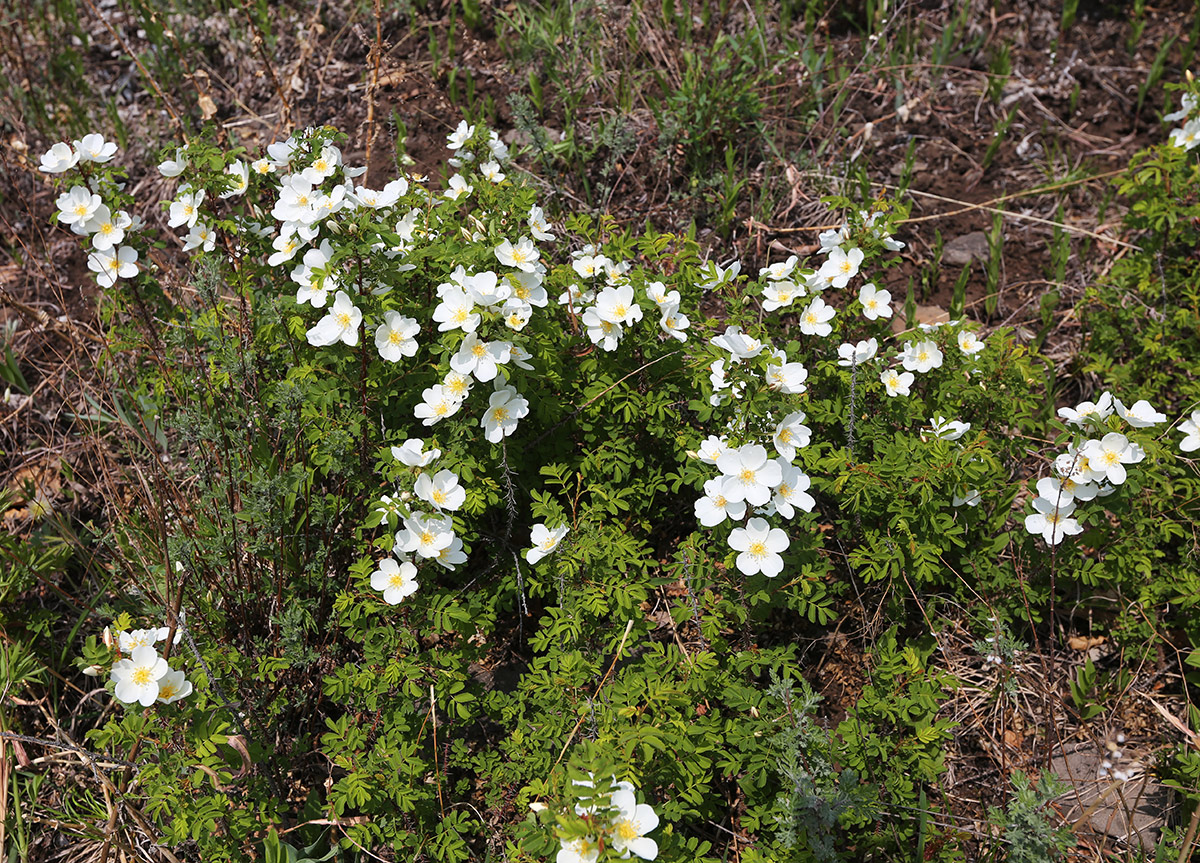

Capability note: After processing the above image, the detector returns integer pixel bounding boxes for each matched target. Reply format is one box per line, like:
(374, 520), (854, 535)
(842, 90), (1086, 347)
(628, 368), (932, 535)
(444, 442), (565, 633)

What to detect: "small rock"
(943, 231), (990, 266)
(1051, 746), (1170, 851)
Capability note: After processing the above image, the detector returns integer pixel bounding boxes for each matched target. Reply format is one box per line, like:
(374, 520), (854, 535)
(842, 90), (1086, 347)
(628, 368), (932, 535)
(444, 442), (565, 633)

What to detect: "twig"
(549, 619), (635, 775)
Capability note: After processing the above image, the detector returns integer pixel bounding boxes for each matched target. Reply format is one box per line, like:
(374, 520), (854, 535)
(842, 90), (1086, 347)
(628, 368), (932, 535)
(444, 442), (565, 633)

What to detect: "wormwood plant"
(29, 97), (1200, 860)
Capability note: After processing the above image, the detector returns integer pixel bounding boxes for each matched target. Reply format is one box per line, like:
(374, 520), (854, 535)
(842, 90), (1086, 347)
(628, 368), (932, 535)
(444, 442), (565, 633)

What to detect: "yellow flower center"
(335, 312), (351, 328)
(491, 406), (509, 422)
(739, 468), (755, 483)
(472, 342), (487, 357)
(432, 489), (446, 504)
(616, 820), (639, 842)
(748, 540), (767, 557)
(74, 204), (89, 217)
(388, 573), (406, 589)
(132, 667), (152, 686)
(419, 530), (434, 545)
(389, 331), (405, 345)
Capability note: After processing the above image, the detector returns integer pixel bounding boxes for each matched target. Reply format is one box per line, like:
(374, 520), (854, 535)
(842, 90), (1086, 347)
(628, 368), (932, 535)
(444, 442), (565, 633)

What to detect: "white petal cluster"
(109, 643), (192, 707)
(557, 776), (659, 862)
(1027, 394), (1160, 546)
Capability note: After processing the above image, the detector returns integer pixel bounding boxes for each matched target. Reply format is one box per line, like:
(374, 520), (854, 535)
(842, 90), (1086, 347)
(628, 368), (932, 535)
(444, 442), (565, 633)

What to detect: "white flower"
(1165, 92), (1199, 123)
(306, 291), (361, 347)
(414, 384), (463, 426)
(168, 187), (205, 229)
(392, 438), (441, 466)
(84, 205), (133, 251)
(1080, 433), (1137, 485)
(595, 284), (643, 326)
(1025, 497), (1083, 546)
(56, 186), (102, 227)
(952, 489), (981, 507)
(155, 669), (193, 705)
(110, 645), (169, 707)
(711, 325), (765, 361)
(479, 160), (505, 183)
(927, 416), (970, 441)
(462, 270), (512, 307)
(1054, 444), (1102, 485)
(1170, 117), (1200, 150)
(273, 177), (319, 223)
(957, 330), (986, 355)
(858, 283), (892, 320)
(761, 280), (803, 312)
(696, 435), (728, 464)
(1115, 397), (1166, 428)
(572, 253), (610, 279)
(74, 133), (117, 163)
(658, 301), (689, 341)
(694, 476), (746, 527)
(773, 411), (812, 461)
(451, 333), (511, 382)
(444, 174), (473, 200)
(818, 224), (850, 252)
(815, 246), (863, 289)
(375, 311), (420, 362)
(582, 307), (623, 351)
(765, 355), (808, 394)
(526, 523), (569, 564)
(117, 628), (160, 653)
(610, 786), (660, 860)
(495, 237), (540, 272)
(773, 460), (815, 519)
(181, 222), (217, 252)
(218, 159), (249, 199)
(798, 297), (836, 337)
(759, 255), (798, 281)
(396, 512), (454, 559)
(300, 145), (341, 185)
(716, 445), (782, 507)
(435, 536), (468, 570)
(881, 368), (914, 397)
(728, 517), (789, 577)
(528, 205), (554, 241)
(697, 259), (740, 290)
(415, 470), (465, 511)
(836, 338), (878, 367)
(370, 557), (419, 604)
(900, 339), (943, 373)
(1058, 392), (1114, 427)
(352, 178), (407, 208)
(87, 246), (139, 288)
(1035, 476), (1076, 507)
(556, 836), (600, 863)
(40, 142), (80, 173)
(1179, 410), (1200, 452)
(447, 119), (475, 150)
(432, 288), (480, 333)
(292, 240), (339, 307)
(481, 385), (529, 443)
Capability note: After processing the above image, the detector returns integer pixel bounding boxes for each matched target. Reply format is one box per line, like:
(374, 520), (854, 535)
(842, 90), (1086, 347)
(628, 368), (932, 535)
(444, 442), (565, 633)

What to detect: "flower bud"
(82, 664), (104, 677)
(102, 626), (114, 649)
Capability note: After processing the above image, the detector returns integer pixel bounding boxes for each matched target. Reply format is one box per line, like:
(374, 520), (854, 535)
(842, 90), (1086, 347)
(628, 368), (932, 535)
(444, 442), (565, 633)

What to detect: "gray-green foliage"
(987, 771), (1075, 863)
(769, 672), (877, 863)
